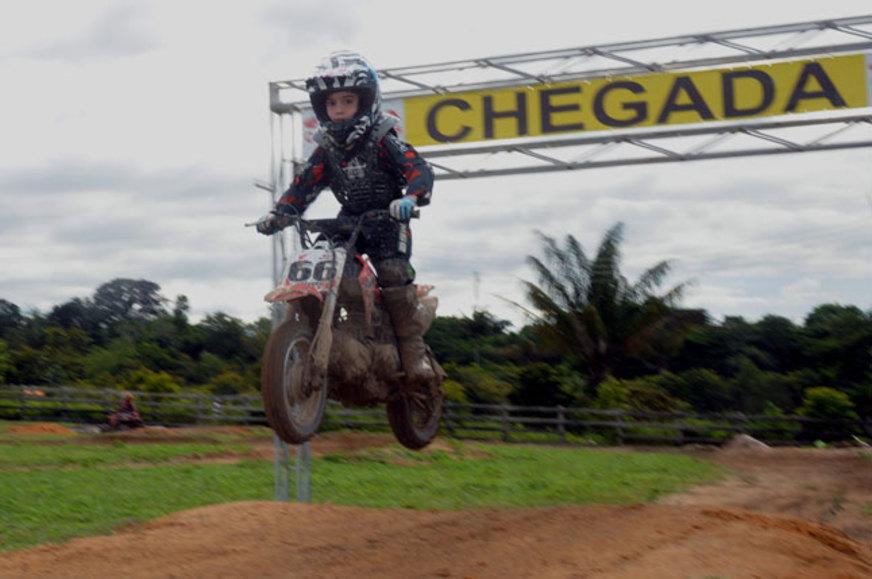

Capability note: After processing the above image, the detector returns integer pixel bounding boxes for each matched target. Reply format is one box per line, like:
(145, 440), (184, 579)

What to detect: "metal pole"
(473, 271), (481, 366)
(286, 109), (313, 503)
(295, 441), (312, 502)
(273, 433), (290, 501)
(267, 104), (314, 503)
(267, 108), (294, 502)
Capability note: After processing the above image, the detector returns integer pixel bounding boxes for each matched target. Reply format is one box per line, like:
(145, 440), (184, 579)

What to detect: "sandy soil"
(1, 436), (870, 578)
(7, 422), (76, 435)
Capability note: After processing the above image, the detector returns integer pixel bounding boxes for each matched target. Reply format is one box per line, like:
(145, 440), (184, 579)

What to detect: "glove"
(389, 195), (417, 221)
(255, 211), (291, 235)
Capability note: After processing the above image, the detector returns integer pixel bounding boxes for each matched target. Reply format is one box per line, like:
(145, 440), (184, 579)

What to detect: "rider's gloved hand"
(255, 211), (291, 235)
(389, 195), (417, 221)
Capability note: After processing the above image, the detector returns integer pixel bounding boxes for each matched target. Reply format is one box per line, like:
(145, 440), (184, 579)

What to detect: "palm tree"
(517, 222), (688, 388)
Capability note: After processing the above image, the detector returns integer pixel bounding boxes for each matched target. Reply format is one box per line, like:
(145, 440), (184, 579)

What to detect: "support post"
(616, 410), (625, 445)
(296, 442), (312, 502)
(273, 434), (291, 501)
(500, 404), (510, 442)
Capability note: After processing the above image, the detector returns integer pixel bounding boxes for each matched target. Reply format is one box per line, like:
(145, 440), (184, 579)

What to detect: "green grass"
(0, 462), (273, 551)
(311, 443), (722, 509)
(0, 441), (253, 468)
(447, 428), (608, 446)
(0, 426), (723, 553)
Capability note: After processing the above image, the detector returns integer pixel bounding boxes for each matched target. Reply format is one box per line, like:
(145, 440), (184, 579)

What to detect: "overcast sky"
(1, 0), (870, 328)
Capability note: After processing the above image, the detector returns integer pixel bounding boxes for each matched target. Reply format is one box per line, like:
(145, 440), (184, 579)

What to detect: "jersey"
(276, 117), (433, 216)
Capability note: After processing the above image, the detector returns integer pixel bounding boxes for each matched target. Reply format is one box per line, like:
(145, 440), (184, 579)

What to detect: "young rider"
(257, 51), (435, 383)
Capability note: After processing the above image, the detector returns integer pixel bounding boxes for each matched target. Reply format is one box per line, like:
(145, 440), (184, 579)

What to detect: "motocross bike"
(257, 209), (445, 450)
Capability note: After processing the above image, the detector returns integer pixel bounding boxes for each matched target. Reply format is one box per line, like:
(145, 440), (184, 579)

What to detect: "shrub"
(442, 379), (468, 404)
(445, 364), (513, 406)
(750, 401), (801, 442)
(799, 386), (860, 441)
(594, 375), (688, 413)
(0, 340), (9, 384)
(676, 368), (733, 412)
(123, 369), (182, 394)
(509, 363), (574, 408)
(207, 371), (253, 396)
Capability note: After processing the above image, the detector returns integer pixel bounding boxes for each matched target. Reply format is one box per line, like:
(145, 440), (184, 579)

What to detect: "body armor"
(314, 117), (404, 215)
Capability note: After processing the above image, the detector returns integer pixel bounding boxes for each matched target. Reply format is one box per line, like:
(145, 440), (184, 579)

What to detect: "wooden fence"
(0, 385), (865, 445)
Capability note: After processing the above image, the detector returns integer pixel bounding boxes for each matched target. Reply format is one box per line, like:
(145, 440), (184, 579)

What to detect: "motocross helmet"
(306, 51), (382, 149)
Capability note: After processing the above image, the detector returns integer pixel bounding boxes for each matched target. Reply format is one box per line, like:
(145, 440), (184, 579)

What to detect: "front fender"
(264, 285), (325, 304)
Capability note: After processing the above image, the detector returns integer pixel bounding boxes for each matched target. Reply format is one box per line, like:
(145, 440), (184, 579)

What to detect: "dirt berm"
(0, 501), (869, 578)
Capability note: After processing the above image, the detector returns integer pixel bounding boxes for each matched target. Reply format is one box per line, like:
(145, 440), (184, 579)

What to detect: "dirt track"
(1, 437), (870, 578)
(0, 502), (869, 578)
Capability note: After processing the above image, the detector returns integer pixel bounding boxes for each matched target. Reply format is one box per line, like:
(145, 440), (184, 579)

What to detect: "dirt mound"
(0, 502), (869, 578)
(722, 433), (771, 452)
(7, 423), (75, 436)
(663, 446), (872, 542)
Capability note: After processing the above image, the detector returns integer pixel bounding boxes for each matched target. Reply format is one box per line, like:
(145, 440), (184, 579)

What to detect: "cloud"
(0, 159), (242, 201)
(260, 0), (363, 50)
(780, 278), (821, 301)
(19, 4), (157, 62)
(411, 157), (871, 327)
(0, 157), (268, 318)
(1, 161), (136, 195)
(683, 282), (769, 315)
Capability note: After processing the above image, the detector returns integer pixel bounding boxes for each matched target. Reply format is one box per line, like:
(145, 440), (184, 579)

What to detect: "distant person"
(108, 392), (144, 429)
(256, 51), (436, 383)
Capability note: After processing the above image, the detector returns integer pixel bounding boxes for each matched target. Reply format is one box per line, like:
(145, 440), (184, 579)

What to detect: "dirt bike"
(257, 209), (445, 450)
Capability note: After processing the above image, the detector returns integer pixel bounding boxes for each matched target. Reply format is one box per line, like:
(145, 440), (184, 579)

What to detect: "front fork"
(303, 247), (349, 393)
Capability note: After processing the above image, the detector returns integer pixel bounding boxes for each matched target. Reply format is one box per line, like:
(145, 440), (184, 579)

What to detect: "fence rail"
(1, 385), (866, 445)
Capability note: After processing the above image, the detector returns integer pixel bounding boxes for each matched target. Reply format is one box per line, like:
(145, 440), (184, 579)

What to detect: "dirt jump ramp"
(1, 502), (870, 578)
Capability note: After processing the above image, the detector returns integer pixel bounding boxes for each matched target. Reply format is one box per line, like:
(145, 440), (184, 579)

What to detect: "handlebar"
(303, 209), (418, 247)
(304, 208), (418, 233)
(246, 207), (418, 233)
(247, 208), (419, 250)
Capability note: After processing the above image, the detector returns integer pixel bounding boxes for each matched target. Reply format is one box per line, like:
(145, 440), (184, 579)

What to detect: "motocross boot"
(381, 284), (436, 384)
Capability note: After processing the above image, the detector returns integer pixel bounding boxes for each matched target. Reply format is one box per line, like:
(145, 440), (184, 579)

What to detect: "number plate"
(282, 248), (342, 292)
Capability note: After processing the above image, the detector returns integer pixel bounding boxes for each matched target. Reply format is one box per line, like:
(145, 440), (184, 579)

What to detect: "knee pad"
(376, 258), (415, 287)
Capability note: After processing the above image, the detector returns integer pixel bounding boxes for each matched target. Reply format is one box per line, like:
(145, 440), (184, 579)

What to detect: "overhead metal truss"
(271, 15), (872, 111)
(424, 113), (872, 179)
(268, 15), (872, 182)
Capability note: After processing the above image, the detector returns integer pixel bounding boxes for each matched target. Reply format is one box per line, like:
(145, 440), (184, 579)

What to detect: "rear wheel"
(387, 355), (443, 450)
(261, 318), (326, 444)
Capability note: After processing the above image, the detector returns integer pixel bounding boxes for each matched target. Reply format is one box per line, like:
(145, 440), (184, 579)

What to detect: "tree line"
(0, 223), (869, 439)
(0, 279), (269, 398)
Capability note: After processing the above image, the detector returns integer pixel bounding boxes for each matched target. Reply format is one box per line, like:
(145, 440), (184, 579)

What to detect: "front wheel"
(386, 372), (443, 450)
(261, 319), (327, 444)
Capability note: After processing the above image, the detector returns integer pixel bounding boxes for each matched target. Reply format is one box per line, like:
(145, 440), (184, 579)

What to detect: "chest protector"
(315, 116), (404, 215)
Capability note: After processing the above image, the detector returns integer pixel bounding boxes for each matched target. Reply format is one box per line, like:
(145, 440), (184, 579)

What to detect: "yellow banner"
(403, 53), (870, 147)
